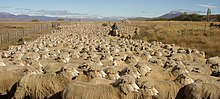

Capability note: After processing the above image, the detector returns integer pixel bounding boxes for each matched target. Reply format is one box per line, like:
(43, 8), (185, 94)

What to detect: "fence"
(0, 22), (67, 45)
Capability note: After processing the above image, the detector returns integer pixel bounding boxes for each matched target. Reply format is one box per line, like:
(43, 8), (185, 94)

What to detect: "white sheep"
(13, 66), (79, 99)
(0, 66), (38, 96)
(135, 62), (152, 76)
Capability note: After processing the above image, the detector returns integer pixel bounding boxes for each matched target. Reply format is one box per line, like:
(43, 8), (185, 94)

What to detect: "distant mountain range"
(0, 12), (59, 21)
(0, 10), (218, 22)
(130, 10), (220, 22)
(0, 12), (128, 22)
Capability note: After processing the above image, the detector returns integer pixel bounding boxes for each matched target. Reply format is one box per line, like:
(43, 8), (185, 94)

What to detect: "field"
(0, 21), (220, 58)
(0, 21), (219, 98)
(126, 21), (220, 58)
(0, 21), (66, 50)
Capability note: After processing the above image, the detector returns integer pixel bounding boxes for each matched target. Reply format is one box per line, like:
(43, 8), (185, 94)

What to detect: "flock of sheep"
(0, 22), (220, 99)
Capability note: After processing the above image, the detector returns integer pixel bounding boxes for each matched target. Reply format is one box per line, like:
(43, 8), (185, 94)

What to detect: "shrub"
(30, 19), (39, 22)
(102, 23), (108, 26)
(216, 14), (220, 22)
(57, 18), (65, 21)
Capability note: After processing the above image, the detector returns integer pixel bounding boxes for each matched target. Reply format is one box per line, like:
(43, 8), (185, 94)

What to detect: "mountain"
(0, 12), (16, 18)
(0, 12), (59, 21)
(159, 11), (185, 19)
(0, 12), (127, 22)
(158, 9), (205, 19)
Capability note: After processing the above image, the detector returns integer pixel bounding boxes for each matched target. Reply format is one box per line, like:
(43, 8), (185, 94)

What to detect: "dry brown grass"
(0, 29), (53, 51)
(0, 22), (54, 50)
(0, 22), (52, 30)
(126, 21), (220, 58)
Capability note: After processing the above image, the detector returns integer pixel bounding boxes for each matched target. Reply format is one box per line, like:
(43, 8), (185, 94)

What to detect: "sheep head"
(171, 64), (189, 77)
(112, 75), (140, 95)
(56, 66), (79, 80)
(139, 81), (159, 97)
(124, 55), (138, 65)
(120, 67), (141, 79)
(174, 74), (194, 86)
(104, 67), (120, 80)
(135, 62), (152, 76)
(20, 67), (37, 76)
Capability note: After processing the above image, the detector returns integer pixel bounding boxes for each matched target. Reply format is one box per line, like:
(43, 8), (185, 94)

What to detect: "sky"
(0, 0), (219, 18)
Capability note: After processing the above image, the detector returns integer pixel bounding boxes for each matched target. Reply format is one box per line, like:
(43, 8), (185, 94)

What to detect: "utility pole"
(207, 8), (211, 22)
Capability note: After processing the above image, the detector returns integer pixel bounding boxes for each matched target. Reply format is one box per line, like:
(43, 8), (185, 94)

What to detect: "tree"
(57, 18), (65, 21)
(30, 19), (39, 22)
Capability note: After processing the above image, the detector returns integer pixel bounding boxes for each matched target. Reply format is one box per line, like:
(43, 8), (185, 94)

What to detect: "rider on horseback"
(110, 23), (119, 36)
(111, 23), (118, 31)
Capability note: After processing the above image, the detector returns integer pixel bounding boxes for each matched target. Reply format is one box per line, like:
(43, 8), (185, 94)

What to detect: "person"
(111, 23), (118, 31)
(110, 23), (119, 36)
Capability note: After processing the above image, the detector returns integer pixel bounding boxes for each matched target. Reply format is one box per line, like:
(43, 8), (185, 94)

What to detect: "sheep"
(89, 77), (114, 84)
(174, 74), (194, 86)
(137, 77), (179, 99)
(10, 51), (24, 61)
(13, 66), (79, 99)
(104, 67), (121, 80)
(170, 61), (189, 77)
(112, 75), (140, 94)
(124, 55), (138, 66)
(206, 56), (220, 69)
(26, 60), (44, 74)
(55, 52), (70, 63)
(0, 66), (37, 96)
(119, 67), (141, 79)
(135, 62), (152, 76)
(0, 22), (219, 98)
(1, 51), (12, 58)
(176, 81), (220, 99)
(62, 75), (141, 99)
(12, 60), (25, 66)
(80, 64), (106, 79)
(61, 81), (124, 99)
(138, 81), (159, 97)
(0, 57), (6, 66)
(22, 52), (40, 61)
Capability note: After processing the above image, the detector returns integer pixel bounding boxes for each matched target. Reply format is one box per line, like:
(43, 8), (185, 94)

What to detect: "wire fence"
(0, 22), (69, 45)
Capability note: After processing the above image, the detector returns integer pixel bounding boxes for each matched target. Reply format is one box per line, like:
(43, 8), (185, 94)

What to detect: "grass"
(127, 21), (220, 58)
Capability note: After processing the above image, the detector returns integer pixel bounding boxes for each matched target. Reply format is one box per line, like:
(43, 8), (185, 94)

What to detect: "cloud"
(198, 4), (216, 8)
(141, 11), (159, 14)
(0, 6), (10, 9)
(34, 10), (87, 16)
(16, 8), (32, 11)
(141, 11), (149, 13)
(174, 9), (206, 14)
(15, 8), (87, 16)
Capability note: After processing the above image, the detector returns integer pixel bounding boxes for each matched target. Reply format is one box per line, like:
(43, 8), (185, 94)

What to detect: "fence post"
(1, 34), (3, 45)
(22, 28), (25, 37)
(0, 34), (1, 45)
(7, 32), (9, 43)
(15, 31), (17, 40)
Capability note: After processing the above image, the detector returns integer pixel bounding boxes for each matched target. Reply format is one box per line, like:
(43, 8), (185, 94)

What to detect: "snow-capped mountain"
(159, 11), (185, 19)
(159, 9), (204, 19)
